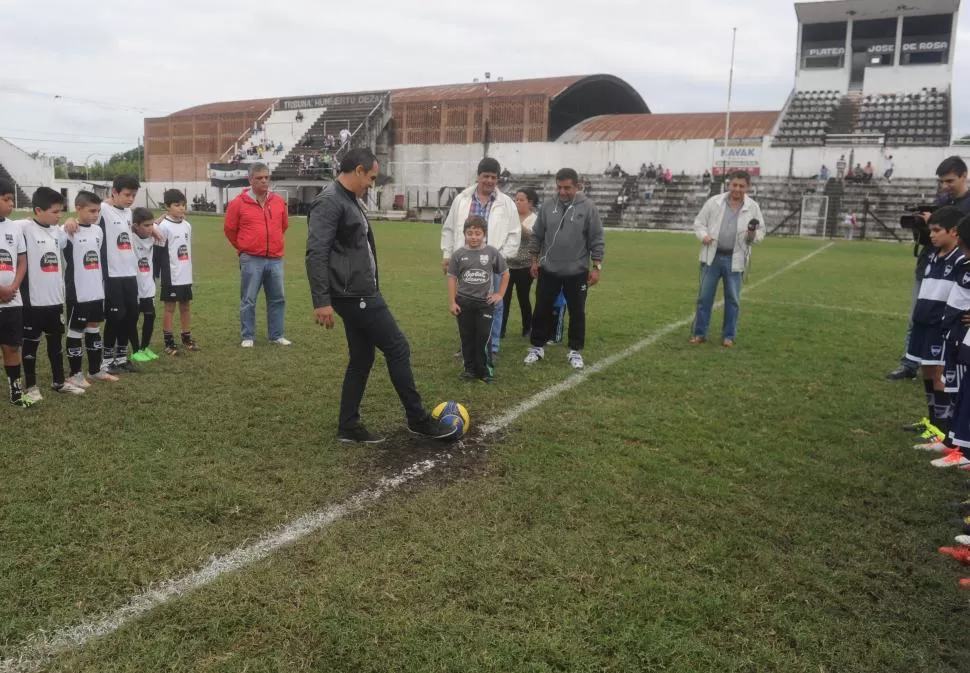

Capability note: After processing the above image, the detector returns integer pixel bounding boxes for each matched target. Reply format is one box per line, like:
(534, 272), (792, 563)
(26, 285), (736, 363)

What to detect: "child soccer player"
(61, 190), (117, 386)
(130, 208), (158, 362)
(0, 179), (30, 406)
(929, 215), (970, 467)
(905, 206), (965, 445)
(447, 215), (509, 383)
(20, 187), (84, 400)
(155, 189), (199, 355)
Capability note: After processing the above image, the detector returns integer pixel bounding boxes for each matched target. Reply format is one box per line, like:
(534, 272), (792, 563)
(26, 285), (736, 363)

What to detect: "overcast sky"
(1, 0), (968, 163)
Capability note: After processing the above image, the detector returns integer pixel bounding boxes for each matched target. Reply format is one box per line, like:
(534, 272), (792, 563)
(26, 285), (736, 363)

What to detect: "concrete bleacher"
(0, 163), (31, 206)
(273, 101), (381, 181)
(857, 89), (950, 146)
(774, 90), (841, 146)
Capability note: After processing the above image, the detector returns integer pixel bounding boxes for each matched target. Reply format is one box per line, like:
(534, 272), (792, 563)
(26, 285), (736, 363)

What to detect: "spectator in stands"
(689, 171), (765, 348)
(655, 164), (665, 183)
(502, 187), (539, 339)
(499, 168), (512, 185)
(836, 155), (847, 180)
(643, 183), (653, 201)
(610, 164), (624, 179)
(843, 209), (857, 240)
(295, 110), (304, 123)
(604, 162), (613, 177)
(663, 168), (673, 184)
(646, 163), (657, 180)
(883, 155), (895, 183)
(441, 157), (520, 357)
(339, 128), (351, 147)
(887, 156), (970, 380)
(639, 163), (648, 178)
(850, 164), (864, 183)
(863, 161), (875, 183)
(326, 134), (336, 149)
(702, 169), (711, 185)
(223, 162), (291, 348)
(819, 164), (830, 182)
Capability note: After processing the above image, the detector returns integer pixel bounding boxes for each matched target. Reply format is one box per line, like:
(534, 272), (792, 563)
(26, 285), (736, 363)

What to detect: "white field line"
(744, 298), (909, 319)
(0, 242), (833, 673)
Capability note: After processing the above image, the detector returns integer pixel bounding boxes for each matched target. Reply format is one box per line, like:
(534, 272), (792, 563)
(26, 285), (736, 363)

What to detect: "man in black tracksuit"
(306, 148), (451, 444)
(525, 167), (605, 370)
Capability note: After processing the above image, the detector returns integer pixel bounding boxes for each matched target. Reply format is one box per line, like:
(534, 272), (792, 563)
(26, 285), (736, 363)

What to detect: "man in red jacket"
(224, 163), (291, 347)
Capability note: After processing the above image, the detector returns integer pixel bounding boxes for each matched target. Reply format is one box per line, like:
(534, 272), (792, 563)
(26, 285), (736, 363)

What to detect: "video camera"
(900, 203), (936, 248)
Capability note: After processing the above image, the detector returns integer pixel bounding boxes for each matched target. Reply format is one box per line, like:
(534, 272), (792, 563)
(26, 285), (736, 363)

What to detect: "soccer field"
(3, 217), (969, 672)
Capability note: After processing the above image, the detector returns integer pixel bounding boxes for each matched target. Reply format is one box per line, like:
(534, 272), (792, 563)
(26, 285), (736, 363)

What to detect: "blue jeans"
(692, 251), (742, 341)
(490, 274), (503, 354)
(239, 253), (286, 341)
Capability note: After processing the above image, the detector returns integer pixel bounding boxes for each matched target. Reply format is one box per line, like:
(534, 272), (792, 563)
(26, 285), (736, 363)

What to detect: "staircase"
(0, 163), (31, 207)
(828, 92), (862, 136)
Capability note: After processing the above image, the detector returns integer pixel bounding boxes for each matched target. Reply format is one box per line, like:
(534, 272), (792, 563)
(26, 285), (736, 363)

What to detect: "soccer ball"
(431, 401), (470, 439)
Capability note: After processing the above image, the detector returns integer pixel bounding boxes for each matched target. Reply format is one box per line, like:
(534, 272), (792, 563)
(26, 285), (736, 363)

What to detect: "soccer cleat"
(524, 346), (544, 364)
(241, 340), (254, 348)
(337, 426), (386, 444)
(481, 375), (496, 384)
(53, 380), (85, 395)
(106, 359), (123, 375)
(130, 349), (152, 362)
(931, 451), (970, 468)
(116, 360), (141, 374)
(688, 336), (707, 344)
(408, 415), (458, 439)
(913, 440), (949, 452)
(956, 535), (970, 546)
(90, 370), (119, 382)
(459, 371), (477, 381)
(567, 350), (585, 369)
(23, 386), (44, 403)
(938, 546), (970, 564)
(271, 337), (292, 346)
(68, 372), (91, 389)
(182, 340), (201, 352)
(10, 392), (35, 408)
(918, 422), (946, 442)
(960, 578), (970, 589)
(903, 417), (931, 433)
(142, 347), (160, 360)
(164, 345), (180, 357)
(886, 366), (918, 380)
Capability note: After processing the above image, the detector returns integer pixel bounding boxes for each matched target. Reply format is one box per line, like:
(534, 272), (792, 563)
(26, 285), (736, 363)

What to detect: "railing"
(219, 101), (278, 162)
(333, 95), (392, 164)
(824, 133), (885, 146)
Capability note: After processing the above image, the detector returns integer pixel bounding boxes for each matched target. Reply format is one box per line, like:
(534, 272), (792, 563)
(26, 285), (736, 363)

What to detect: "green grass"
(3, 217), (970, 672)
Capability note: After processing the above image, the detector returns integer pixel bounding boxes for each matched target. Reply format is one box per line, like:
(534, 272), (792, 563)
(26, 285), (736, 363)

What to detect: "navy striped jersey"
(19, 219), (64, 308)
(0, 218), (26, 308)
(60, 224), (105, 303)
(156, 217), (192, 287)
(100, 202), (137, 278)
(914, 246), (966, 326)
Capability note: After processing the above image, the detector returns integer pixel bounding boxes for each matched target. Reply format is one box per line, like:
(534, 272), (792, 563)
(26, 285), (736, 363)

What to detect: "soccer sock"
(924, 379), (935, 422)
(46, 334), (65, 385)
(141, 314), (155, 350)
(103, 321), (117, 365)
(181, 331), (192, 345)
(117, 339), (128, 362)
(933, 390), (952, 434)
(5, 364), (22, 402)
(22, 337), (39, 389)
(85, 330), (102, 375)
(127, 319), (140, 354)
(164, 331), (175, 348)
(66, 335), (83, 377)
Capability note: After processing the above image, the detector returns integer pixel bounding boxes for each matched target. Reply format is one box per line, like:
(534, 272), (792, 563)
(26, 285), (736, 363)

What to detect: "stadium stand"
(773, 90), (841, 146)
(0, 163), (30, 206)
(857, 89), (950, 146)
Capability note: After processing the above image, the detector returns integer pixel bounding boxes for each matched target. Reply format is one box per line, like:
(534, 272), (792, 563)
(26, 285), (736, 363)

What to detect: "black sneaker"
(117, 360), (141, 374)
(408, 415), (457, 440)
(459, 371), (477, 381)
(338, 426), (386, 444)
(902, 418), (930, 432)
(481, 375), (496, 384)
(886, 366), (918, 381)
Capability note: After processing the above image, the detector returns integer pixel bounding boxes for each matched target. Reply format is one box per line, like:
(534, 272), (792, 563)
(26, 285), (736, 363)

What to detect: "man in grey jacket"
(525, 167), (605, 370)
(306, 148), (452, 444)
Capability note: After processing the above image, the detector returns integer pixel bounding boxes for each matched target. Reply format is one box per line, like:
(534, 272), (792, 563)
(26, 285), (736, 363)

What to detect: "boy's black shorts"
(161, 283), (193, 303)
(139, 298), (155, 316)
(23, 304), (64, 338)
(0, 306), (24, 346)
(67, 300), (104, 331)
(105, 277), (139, 321)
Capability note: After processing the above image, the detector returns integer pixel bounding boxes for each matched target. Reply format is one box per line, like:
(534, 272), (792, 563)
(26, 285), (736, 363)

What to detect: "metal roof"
(795, 0), (959, 23)
(391, 75), (587, 103)
(557, 112), (781, 142)
(168, 97), (278, 118)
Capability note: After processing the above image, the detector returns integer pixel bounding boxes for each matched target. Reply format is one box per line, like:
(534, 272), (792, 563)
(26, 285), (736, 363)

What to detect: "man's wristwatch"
(592, 262), (603, 271)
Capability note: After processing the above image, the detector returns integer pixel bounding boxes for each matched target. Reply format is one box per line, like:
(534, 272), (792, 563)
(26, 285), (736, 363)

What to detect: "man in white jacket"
(441, 157), (520, 355)
(689, 171), (765, 347)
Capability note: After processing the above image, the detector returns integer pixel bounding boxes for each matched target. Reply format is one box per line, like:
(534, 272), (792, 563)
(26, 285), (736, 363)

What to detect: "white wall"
(0, 138), (54, 187)
(794, 69), (848, 92)
(863, 64), (952, 95)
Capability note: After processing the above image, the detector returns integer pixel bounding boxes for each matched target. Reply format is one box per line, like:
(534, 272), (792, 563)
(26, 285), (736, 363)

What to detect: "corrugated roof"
(795, 0), (959, 23)
(557, 112), (781, 142)
(170, 97), (278, 117)
(391, 75), (586, 103)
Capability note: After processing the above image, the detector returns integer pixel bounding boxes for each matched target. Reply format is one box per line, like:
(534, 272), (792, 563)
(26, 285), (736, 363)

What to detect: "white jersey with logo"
(60, 224), (105, 303)
(100, 202), (137, 278)
(157, 217), (193, 286)
(20, 219), (64, 308)
(0, 218), (26, 308)
(132, 234), (156, 299)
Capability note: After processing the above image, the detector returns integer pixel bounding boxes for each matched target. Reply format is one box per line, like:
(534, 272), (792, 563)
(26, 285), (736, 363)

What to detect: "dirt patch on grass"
(359, 428), (501, 486)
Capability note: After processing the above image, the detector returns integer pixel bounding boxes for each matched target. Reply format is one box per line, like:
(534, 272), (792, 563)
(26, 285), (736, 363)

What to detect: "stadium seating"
(0, 163), (30, 206)
(856, 89), (950, 146)
(773, 90), (841, 146)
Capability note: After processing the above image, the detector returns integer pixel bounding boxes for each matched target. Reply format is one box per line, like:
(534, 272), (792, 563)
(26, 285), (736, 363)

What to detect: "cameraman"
(887, 156), (970, 380)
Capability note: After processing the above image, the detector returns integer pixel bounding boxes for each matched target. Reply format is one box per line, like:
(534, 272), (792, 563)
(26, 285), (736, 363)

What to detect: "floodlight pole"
(723, 27), (737, 184)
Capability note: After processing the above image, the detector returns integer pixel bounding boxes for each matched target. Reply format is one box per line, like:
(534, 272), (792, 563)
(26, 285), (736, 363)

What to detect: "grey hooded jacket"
(528, 192), (605, 276)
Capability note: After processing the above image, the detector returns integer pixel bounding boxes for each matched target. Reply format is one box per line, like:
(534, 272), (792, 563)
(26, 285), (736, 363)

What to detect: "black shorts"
(139, 298), (155, 316)
(105, 277), (139, 321)
(0, 306), (23, 346)
(23, 304), (64, 338)
(161, 284), (193, 303)
(67, 300), (104, 331)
